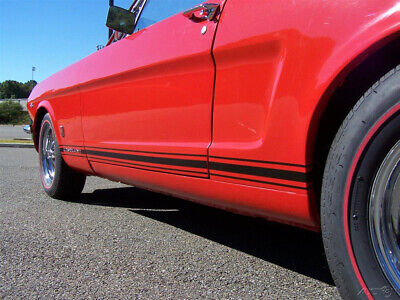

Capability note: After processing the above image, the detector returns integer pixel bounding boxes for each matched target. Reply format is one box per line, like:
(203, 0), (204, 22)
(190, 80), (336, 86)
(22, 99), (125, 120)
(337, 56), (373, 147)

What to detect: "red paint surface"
(80, 5), (220, 158)
(210, 0), (400, 174)
(27, 0), (400, 229)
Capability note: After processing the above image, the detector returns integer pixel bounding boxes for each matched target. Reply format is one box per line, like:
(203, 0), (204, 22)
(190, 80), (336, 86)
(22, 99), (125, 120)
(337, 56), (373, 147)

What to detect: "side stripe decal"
(209, 161), (308, 182)
(212, 173), (309, 190)
(60, 146), (310, 188)
(84, 145), (206, 157)
(209, 155), (309, 168)
(89, 159), (207, 179)
(86, 155), (208, 175)
(83, 149), (207, 169)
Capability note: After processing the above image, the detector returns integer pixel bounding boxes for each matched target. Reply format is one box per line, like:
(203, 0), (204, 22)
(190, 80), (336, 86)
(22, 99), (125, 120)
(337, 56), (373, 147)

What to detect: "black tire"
(38, 113), (86, 199)
(322, 66), (400, 299)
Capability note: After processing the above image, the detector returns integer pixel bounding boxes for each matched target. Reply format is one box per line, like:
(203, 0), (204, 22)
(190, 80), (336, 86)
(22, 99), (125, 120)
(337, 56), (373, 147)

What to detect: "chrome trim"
(132, 0), (148, 33)
(183, 3), (220, 21)
(60, 125), (65, 137)
(62, 148), (80, 153)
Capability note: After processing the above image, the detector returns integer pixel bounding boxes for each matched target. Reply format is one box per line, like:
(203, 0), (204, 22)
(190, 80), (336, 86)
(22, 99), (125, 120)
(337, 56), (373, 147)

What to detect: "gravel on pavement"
(0, 148), (339, 299)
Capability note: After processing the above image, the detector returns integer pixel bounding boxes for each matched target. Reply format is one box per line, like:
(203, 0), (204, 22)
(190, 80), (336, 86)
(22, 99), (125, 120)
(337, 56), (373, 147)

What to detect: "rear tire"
(38, 113), (86, 199)
(322, 66), (400, 299)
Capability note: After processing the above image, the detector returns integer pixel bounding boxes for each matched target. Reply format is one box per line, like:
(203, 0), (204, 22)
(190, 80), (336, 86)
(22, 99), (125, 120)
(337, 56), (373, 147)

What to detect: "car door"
(208, 0), (311, 190)
(80, 0), (224, 179)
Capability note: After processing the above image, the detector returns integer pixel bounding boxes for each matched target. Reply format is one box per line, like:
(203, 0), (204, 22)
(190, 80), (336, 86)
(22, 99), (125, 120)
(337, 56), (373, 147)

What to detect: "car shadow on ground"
(75, 186), (334, 285)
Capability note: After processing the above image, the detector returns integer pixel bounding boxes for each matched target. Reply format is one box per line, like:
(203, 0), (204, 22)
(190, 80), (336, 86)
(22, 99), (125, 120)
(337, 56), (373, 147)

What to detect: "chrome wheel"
(40, 122), (56, 188)
(369, 139), (400, 295)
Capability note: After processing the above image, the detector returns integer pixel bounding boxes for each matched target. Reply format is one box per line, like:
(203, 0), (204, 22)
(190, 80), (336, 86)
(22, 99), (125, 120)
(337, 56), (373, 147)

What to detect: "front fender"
(30, 100), (57, 152)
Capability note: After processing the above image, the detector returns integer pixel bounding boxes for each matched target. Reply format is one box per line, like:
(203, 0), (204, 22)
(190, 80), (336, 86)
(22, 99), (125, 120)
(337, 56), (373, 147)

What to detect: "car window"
(134, 0), (202, 32)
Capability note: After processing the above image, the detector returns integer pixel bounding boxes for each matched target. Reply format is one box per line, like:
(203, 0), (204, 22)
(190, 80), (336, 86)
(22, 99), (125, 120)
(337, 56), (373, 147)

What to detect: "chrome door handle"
(183, 3), (220, 21)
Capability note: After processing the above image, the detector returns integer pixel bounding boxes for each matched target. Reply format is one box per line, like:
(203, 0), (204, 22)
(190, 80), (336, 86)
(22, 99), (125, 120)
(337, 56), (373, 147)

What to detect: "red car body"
(27, 0), (400, 231)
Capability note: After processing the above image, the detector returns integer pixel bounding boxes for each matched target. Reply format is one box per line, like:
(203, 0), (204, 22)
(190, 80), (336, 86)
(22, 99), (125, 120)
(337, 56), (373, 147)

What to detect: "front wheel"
(322, 66), (400, 299)
(38, 113), (86, 199)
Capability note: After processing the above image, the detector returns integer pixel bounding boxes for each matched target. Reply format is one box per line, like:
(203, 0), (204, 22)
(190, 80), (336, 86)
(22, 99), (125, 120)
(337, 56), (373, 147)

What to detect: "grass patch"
(0, 101), (32, 125)
(0, 139), (33, 144)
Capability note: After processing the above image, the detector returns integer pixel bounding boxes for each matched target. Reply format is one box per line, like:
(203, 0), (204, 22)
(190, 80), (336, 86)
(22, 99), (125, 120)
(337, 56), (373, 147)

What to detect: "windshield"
(134, 0), (202, 33)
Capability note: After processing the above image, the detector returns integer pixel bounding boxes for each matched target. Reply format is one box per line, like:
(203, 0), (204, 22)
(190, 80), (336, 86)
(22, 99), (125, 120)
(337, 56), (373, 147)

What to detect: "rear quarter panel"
(210, 0), (400, 174)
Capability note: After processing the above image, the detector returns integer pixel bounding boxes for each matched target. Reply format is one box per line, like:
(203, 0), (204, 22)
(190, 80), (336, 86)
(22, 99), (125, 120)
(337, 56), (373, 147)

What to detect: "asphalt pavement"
(0, 148), (340, 299)
(0, 125), (31, 140)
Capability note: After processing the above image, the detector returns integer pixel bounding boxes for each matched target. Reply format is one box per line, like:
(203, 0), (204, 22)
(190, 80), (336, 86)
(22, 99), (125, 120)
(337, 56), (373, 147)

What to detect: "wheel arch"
(308, 31), (400, 202)
(32, 101), (56, 152)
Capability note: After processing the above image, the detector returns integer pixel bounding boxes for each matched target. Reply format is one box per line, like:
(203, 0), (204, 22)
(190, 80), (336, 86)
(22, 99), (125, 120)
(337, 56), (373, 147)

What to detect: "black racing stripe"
(211, 173), (309, 190)
(210, 155), (310, 168)
(61, 144), (305, 169)
(209, 161), (308, 183)
(61, 145), (307, 168)
(84, 149), (207, 169)
(86, 155), (208, 175)
(62, 147), (308, 183)
(83, 145), (206, 157)
(90, 159), (208, 179)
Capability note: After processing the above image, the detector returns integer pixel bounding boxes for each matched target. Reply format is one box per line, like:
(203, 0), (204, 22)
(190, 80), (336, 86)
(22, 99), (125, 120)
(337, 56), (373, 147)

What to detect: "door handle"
(183, 3), (220, 21)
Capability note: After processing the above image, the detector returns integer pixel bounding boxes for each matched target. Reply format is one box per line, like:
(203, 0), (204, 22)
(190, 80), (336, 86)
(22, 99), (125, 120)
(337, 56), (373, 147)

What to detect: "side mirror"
(106, 6), (136, 35)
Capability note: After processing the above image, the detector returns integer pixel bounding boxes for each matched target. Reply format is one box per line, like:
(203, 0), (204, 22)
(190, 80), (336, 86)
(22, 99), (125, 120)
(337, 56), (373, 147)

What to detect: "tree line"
(0, 80), (37, 99)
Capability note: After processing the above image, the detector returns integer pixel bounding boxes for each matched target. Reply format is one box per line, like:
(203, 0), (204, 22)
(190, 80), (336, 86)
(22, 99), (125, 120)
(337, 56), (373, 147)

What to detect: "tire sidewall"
(348, 106), (400, 299)
(322, 70), (400, 299)
(38, 114), (62, 197)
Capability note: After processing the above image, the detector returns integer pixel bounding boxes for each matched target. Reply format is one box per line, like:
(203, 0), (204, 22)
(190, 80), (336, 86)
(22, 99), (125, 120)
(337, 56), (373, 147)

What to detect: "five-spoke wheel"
(38, 113), (86, 199)
(40, 122), (56, 188)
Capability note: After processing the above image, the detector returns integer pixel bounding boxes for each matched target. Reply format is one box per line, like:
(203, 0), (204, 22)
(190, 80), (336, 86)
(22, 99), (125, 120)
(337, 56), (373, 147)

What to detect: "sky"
(0, 0), (133, 83)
